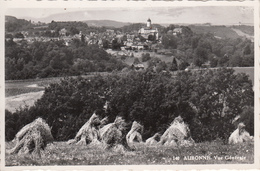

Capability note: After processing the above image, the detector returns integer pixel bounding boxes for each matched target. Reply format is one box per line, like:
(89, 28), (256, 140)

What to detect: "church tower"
(147, 18), (151, 28)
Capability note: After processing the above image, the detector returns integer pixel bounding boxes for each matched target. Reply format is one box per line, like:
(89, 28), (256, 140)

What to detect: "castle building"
(138, 18), (159, 40)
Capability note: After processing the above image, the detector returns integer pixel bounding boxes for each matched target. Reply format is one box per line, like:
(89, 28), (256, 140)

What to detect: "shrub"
(141, 53), (151, 62)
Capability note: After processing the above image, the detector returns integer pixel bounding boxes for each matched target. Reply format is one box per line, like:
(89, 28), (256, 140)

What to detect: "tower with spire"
(147, 18), (151, 28)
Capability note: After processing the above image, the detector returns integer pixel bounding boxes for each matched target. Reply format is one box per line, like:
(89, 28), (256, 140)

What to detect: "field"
(5, 141), (254, 166)
(5, 77), (63, 112)
(189, 25), (254, 40)
(233, 67), (254, 84)
(5, 77), (63, 97)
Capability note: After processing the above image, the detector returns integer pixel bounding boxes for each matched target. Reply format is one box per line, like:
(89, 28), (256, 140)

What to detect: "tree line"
(161, 25), (254, 68)
(6, 68), (254, 143)
(5, 39), (127, 80)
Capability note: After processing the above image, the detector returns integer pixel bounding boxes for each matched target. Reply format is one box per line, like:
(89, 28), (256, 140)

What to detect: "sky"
(5, 6), (254, 25)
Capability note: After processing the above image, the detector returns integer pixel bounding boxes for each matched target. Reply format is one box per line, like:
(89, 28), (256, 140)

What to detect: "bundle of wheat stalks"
(100, 116), (128, 151)
(67, 113), (101, 146)
(126, 121), (143, 147)
(228, 122), (253, 144)
(9, 118), (53, 157)
(159, 116), (194, 147)
(145, 133), (161, 145)
(9, 112), (254, 158)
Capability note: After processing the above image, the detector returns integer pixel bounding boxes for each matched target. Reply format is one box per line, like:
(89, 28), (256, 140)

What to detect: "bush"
(239, 106), (254, 135)
(141, 53), (151, 62)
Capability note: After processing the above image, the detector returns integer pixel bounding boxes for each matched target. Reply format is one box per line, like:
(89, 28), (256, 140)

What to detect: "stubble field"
(5, 140), (254, 166)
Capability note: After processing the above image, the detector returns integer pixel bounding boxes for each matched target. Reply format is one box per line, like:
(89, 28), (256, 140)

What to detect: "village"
(9, 18), (182, 49)
(7, 18), (188, 71)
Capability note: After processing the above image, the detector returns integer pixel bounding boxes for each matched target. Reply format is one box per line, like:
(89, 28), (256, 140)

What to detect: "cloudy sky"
(5, 5), (254, 25)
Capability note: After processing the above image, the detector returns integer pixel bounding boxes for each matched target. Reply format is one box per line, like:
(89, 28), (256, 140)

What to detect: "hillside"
(189, 25), (254, 40)
(5, 15), (34, 32)
(5, 15), (18, 23)
(83, 20), (131, 28)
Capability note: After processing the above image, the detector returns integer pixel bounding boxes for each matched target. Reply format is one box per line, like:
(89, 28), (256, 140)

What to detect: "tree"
(14, 32), (24, 38)
(193, 47), (208, 67)
(217, 54), (229, 67)
(156, 61), (167, 73)
(112, 39), (121, 50)
(133, 57), (140, 64)
(170, 57), (178, 71)
(209, 56), (218, 68)
(69, 26), (80, 35)
(102, 39), (110, 49)
(141, 53), (151, 62)
(243, 44), (251, 55)
(239, 106), (254, 135)
(178, 61), (189, 70)
(81, 35), (85, 43)
(187, 69), (253, 141)
(148, 34), (155, 41)
(162, 35), (177, 49)
(229, 54), (242, 67)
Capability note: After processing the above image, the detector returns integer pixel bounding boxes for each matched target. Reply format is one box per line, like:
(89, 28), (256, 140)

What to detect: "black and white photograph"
(1, 0), (259, 170)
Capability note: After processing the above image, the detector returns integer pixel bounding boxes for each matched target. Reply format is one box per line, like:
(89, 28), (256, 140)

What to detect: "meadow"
(5, 140), (254, 166)
(5, 77), (62, 97)
(233, 67), (254, 84)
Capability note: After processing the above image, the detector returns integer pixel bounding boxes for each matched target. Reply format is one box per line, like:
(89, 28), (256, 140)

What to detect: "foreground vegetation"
(5, 141), (253, 166)
(6, 68), (254, 143)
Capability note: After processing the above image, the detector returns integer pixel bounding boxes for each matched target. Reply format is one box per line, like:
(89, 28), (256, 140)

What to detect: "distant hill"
(5, 15), (18, 23)
(188, 25), (254, 40)
(120, 23), (165, 32)
(83, 20), (131, 28)
(5, 15), (34, 32)
(83, 20), (165, 31)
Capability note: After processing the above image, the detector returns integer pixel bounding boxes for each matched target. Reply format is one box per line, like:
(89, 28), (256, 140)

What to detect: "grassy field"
(233, 67), (254, 84)
(5, 77), (63, 112)
(5, 141), (254, 166)
(5, 77), (63, 97)
(189, 25), (254, 40)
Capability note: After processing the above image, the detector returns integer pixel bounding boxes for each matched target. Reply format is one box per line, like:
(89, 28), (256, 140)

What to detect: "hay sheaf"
(100, 116), (109, 129)
(9, 118), (53, 157)
(126, 121), (143, 147)
(145, 133), (161, 145)
(67, 113), (101, 146)
(100, 116), (129, 150)
(159, 116), (194, 147)
(228, 123), (253, 144)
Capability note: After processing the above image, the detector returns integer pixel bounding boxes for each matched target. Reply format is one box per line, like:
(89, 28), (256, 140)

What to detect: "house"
(132, 63), (145, 70)
(59, 28), (67, 36)
(173, 28), (182, 36)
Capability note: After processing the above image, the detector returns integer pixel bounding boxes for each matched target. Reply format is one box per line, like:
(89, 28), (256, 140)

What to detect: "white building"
(138, 18), (159, 40)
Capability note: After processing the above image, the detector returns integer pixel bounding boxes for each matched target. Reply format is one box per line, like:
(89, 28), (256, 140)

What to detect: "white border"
(1, 0), (259, 170)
